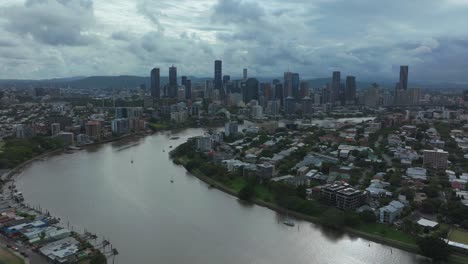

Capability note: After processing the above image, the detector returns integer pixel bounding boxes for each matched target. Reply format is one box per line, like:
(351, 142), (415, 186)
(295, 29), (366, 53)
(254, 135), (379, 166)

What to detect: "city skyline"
(0, 0), (467, 83)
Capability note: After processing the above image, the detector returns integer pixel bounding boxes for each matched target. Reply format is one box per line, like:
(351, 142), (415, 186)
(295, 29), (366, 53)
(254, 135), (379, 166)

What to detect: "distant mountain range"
(0, 75), (466, 90)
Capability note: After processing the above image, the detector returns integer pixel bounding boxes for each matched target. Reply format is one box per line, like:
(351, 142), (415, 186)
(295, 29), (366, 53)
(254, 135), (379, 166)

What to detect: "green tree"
(417, 235), (450, 261)
(359, 210), (377, 223)
(238, 184), (255, 202)
(320, 208), (345, 229)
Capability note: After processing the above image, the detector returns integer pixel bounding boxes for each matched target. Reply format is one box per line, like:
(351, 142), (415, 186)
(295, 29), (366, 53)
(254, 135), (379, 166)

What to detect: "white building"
(423, 149), (449, 169)
(379, 200), (405, 224)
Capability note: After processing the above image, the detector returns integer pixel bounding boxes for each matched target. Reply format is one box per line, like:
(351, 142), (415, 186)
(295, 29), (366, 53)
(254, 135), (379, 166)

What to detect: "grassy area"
(226, 177), (247, 193)
(0, 141), (4, 153)
(0, 246), (24, 264)
(449, 228), (468, 244)
(355, 223), (416, 245)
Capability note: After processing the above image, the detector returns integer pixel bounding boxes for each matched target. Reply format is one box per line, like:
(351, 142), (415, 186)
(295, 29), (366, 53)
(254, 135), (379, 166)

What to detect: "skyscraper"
(241, 78), (259, 103)
(283, 72), (293, 99)
(181, 76), (187, 87)
(150, 68), (160, 99)
(214, 60), (222, 91)
(399, 66), (408, 90)
(292, 73), (300, 99)
(345, 76), (356, 105)
(168, 65), (177, 98)
(331, 71), (341, 104)
(185, 79), (192, 100)
(243, 68), (248, 80)
(223, 75), (230, 84)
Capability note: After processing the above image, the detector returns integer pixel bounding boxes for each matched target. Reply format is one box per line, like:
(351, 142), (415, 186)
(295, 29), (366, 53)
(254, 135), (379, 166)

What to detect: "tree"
(344, 211), (361, 227)
(238, 184), (255, 202)
(417, 235), (450, 261)
(320, 208), (345, 229)
(359, 210), (377, 223)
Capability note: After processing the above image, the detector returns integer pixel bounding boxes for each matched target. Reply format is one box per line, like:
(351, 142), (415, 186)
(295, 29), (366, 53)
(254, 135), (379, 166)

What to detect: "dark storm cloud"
(2, 0), (96, 46)
(0, 0), (468, 81)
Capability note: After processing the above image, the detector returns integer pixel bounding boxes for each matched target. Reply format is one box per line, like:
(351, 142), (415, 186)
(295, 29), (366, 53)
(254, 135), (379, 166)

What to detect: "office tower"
(185, 79), (192, 99)
(214, 60), (222, 91)
(223, 75), (230, 84)
(266, 100), (280, 116)
(243, 68), (248, 79)
(205, 80), (214, 99)
(150, 68), (160, 99)
(283, 72), (293, 99)
(285, 96), (296, 116)
(241, 78), (259, 103)
(364, 84), (380, 108)
(331, 71), (341, 104)
(292, 73), (300, 99)
(274, 83), (283, 105)
(399, 66), (408, 90)
(168, 65), (178, 98)
(302, 96), (314, 116)
(300, 81), (309, 99)
(345, 76), (356, 105)
(181, 76), (187, 87)
(261, 83), (273, 101)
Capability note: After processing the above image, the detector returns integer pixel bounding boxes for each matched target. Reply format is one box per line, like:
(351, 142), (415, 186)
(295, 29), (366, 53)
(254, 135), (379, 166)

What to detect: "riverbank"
(173, 155), (468, 264)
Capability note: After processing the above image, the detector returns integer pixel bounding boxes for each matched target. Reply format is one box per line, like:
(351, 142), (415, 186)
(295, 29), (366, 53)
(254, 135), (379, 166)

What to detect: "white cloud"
(0, 0), (467, 83)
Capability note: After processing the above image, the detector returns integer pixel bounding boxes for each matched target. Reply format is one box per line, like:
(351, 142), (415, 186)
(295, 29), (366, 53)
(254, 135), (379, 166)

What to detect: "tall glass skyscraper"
(399, 65), (408, 90)
(150, 68), (160, 99)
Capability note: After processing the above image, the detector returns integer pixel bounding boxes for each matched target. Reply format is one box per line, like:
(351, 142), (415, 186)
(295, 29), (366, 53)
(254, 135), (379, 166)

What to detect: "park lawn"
(449, 228), (468, 245)
(0, 246), (24, 264)
(355, 223), (416, 245)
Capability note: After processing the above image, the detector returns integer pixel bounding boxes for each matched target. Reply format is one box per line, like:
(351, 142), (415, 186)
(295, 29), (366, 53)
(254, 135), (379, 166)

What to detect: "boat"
(163, 150), (165, 152)
(169, 146), (173, 148)
(170, 180), (174, 183)
(283, 215), (295, 227)
(169, 136), (180, 140)
(131, 160), (134, 164)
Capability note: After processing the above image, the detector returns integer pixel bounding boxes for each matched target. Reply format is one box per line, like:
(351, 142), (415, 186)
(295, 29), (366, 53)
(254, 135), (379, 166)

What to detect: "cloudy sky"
(0, 0), (468, 83)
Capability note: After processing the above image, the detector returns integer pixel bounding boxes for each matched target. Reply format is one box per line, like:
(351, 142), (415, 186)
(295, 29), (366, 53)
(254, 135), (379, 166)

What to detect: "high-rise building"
(345, 76), (356, 105)
(285, 96), (296, 116)
(299, 81), (309, 99)
(266, 100), (280, 116)
(423, 149), (448, 169)
(185, 79), (192, 100)
(181, 76), (187, 87)
(223, 75), (230, 84)
(214, 60), (222, 90)
(399, 66), (409, 90)
(292, 73), (300, 99)
(243, 68), (248, 80)
(241, 78), (259, 103)
(302, 96), (313, 116)
(331, 71), (341, 104)
(168, 65), (178, 98)
(364, 84), (380, 108)
(85, 121), (101, 141)
(150, 68), (160, 99)
(205, 80), (214, 99)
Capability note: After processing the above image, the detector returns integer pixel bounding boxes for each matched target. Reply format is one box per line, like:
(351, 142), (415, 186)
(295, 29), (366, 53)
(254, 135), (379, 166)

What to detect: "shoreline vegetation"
(171, 140), (468, 264)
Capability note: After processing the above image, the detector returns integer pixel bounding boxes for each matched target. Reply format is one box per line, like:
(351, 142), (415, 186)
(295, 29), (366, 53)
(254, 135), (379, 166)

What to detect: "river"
(15, 128), (427, 264)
